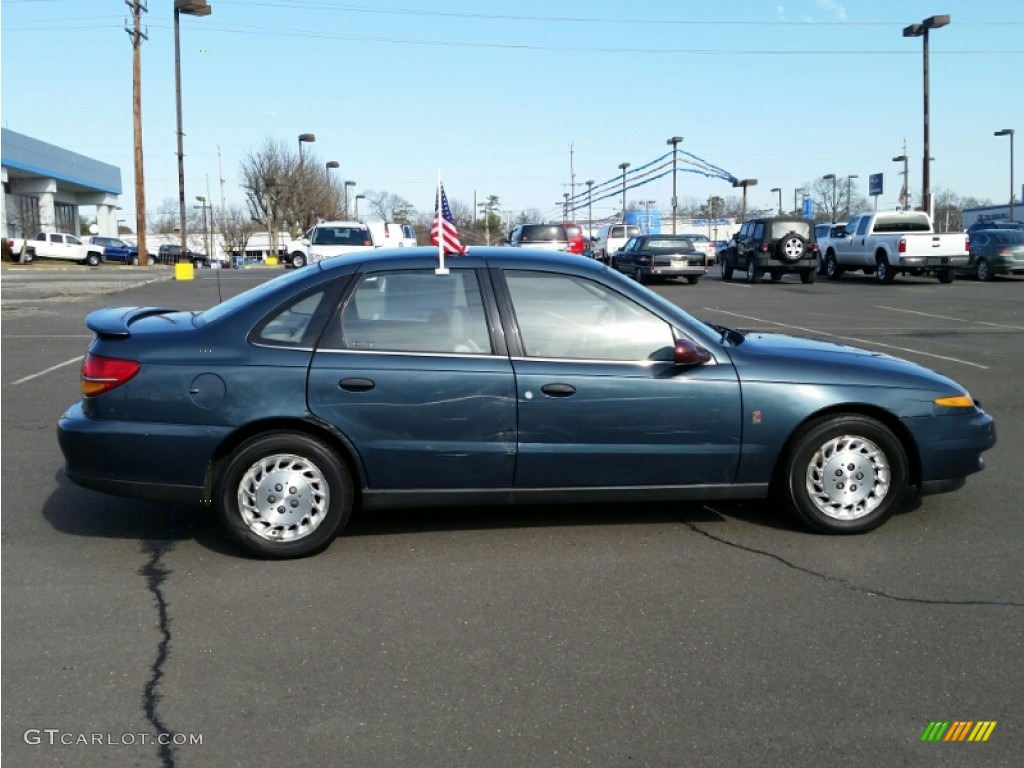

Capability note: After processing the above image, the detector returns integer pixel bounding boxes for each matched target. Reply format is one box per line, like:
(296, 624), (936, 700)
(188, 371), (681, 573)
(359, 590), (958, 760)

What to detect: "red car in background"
(563, 222), (587, 255)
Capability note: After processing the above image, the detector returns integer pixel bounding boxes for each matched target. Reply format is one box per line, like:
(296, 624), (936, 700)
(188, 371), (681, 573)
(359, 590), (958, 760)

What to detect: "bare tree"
(362, 190), (415, 223)
(219, 203), (258, 264)
(239, 138), (344, 238)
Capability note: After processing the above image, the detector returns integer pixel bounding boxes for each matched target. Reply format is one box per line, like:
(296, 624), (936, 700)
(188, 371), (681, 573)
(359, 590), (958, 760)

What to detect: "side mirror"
(301, 238), (310, 246)
(673, 338), (712, 366)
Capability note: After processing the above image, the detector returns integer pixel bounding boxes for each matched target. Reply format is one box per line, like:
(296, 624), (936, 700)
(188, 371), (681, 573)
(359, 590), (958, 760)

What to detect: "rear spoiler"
(85, 306), (180, 338)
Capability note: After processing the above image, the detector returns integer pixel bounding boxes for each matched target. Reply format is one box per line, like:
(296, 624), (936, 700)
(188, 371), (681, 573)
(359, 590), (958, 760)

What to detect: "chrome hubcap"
(237, 453), (329, 541)
(805, 435), (889, 520)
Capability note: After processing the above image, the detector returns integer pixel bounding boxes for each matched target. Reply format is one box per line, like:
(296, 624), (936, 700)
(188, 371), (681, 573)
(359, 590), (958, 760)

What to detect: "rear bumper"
(57, 402), (228, 504)
(898, 255), (969, 268)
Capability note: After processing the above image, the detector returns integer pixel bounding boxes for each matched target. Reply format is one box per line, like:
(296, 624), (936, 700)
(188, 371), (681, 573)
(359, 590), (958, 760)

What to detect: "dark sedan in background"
(957, 229), (1024, 281)
(58, 247), (995, 558)
(610, 234), (708, 284)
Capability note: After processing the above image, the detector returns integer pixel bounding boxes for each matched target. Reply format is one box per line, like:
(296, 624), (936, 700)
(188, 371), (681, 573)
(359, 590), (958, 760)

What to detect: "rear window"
(521, 225), (566, 242)
(769, 221), (811, 239)
(993, 231), (1024, 244)
(873, 213), (931, 233)
(647, 238), (694, 250)
(563, 225), (582, 238)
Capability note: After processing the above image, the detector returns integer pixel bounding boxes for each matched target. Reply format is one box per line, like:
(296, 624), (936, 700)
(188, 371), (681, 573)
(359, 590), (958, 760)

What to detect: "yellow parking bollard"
(174, 262), (195, 280)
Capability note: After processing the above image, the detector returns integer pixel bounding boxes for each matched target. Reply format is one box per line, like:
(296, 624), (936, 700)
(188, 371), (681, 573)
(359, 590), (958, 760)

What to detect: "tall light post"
(344, 180), (356, 218)
(995, 128), (1015, 221)
(298, 133), (315, 165)
(174, 0), (212, 263)
(325, 160), (339, 218)
(666, 135), (683, 234)
(893, 154), (909, 210)
(585, 179), (594, 240)
(732, 179), (757, 222)
(846, 174), (859, 217)
(194, 195), (210, 258)
(823, 173), (837, 222)
(354, 194), (365, 220)
(794, 188), (805, 215)
(770, 187), (782, 215)
(618, 162), (630, 219)
(904, 14), (950, 215)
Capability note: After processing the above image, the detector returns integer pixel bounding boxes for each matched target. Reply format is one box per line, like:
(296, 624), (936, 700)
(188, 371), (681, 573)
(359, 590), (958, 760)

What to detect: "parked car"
(957, 229), (1024, 281)
(155, 244), (210, 268)
(678, 233), (716, 265)
(88, 236), (139, 265)
(720, 216), (819, 284)
(815, 222), (847, 275)
(506, 223), (569, 251)
(58, 246), (995, 559)
(966, 219), (1024, 234)
(8, 231), (105, 265)
(611, 234), (707, 284)
(592, 223), (642, 263)
(562, 222), (587, 255)
(286, 221), (376, 268)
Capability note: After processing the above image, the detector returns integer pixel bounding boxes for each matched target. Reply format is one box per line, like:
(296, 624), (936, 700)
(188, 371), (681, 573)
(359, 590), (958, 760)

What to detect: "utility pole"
(125, 0), (148, 264)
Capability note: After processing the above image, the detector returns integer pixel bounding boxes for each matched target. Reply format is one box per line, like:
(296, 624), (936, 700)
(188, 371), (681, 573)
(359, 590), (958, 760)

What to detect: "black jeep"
(720, 216), (818, 284)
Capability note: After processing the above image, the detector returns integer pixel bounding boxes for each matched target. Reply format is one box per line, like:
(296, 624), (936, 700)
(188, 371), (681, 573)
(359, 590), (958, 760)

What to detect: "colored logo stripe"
(921, 721), (996, 742)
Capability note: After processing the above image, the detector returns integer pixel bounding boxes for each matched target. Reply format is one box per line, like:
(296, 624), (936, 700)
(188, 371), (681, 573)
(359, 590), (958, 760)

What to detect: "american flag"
(430, 184), (467, 255)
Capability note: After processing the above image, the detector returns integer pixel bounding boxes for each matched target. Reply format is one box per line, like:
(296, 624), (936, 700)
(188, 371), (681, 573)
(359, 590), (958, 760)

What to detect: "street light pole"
(585, 179), (594, 242)
(995, 129), (1015, 221)
(618, 162), (630, 220)
(354, 194), (365, 220)
(344, 181), (356, 219)
(732, 179), (757, 222)
(794, 188), (805, 215)
(298, 133), (315, 165)
(666, 136), (683, 234)
(892, 154), (910, 210)
(846, 174), (859, 218)
(904, 14), (950, 215)
(823, 174), (837, 222)
(325, 160), (339, 218)
(770, 187), (782, 215)
(174, 0), (212, 264)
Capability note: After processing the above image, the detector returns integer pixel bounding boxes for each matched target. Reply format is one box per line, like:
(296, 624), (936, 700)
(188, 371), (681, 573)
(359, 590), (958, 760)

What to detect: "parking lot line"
(12, 355), (83, 386)
(875, 305), (1024, 331)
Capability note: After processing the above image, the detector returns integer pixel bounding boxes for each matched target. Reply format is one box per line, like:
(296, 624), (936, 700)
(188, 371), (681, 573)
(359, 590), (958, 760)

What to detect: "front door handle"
(339, 378), (375, 392)
(541, 383), (576, 397)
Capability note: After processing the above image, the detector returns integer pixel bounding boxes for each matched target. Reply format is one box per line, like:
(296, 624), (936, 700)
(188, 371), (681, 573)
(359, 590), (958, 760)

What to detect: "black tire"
(780, 414), (908, 534)
(216, 432), (353, 559)
(937, 269), (955, 284)
(291, 252), (307, 269)
(876, 258), (896, 284)
(746, 259), (763, 284)
(129, 255), (140, 266)
(800, 269), (816, 284)
(826, 254), (844, 280)
(975, 258), (991, 281)
(721, 259), (734, 281)
(777, 233), (807, 262)
(686, 275), (700, 285)
(635, 266), (647, 285)
(85, 252), (101, 267)
(21, 249), (35, 264)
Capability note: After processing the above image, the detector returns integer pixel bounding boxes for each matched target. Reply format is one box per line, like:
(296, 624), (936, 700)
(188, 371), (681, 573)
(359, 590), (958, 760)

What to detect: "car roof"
(317, 245), (598, 274)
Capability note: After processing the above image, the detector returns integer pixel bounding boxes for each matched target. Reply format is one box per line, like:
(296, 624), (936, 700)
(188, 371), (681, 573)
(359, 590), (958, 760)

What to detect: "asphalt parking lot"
(2, 263), (1022, 768)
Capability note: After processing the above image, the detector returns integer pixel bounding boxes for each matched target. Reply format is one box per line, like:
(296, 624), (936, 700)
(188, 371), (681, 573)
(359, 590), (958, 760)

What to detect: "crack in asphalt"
(683, 515), (1024, 608)
(139, 539), (178, 768)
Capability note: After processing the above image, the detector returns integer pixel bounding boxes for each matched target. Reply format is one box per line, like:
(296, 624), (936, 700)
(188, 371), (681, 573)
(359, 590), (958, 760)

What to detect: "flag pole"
(435, 170), (448, 275)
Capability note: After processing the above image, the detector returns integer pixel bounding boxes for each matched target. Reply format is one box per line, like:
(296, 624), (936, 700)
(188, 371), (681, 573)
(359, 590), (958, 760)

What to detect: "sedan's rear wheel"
(781, 415), (907, 534)
(217, 432), (352, 559)
(976, 258), (992, 282)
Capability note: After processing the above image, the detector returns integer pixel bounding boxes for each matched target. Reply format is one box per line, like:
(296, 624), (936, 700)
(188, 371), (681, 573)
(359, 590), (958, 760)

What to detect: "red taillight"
(81, 353), (141, 396)
(899, 237), (907, 253)
(759, 243), (770, 253)
(965, 237), (970, 251)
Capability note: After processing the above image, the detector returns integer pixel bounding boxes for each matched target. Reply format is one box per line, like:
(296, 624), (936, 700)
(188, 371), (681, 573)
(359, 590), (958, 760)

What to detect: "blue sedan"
(58, 247), (996, 558)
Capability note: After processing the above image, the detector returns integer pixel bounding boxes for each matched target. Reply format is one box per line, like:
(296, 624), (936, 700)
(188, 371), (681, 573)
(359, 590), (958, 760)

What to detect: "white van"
(593, 224), (642, 264)
(365, 221), (417, 248)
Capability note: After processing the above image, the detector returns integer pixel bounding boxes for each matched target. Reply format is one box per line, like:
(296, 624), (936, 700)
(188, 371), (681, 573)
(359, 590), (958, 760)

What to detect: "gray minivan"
(593, 224), (642, 263)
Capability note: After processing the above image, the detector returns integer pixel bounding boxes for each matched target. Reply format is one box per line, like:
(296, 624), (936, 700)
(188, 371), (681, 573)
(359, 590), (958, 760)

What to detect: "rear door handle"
(339, 378), (375, 392)
(541, 383), (576, 397)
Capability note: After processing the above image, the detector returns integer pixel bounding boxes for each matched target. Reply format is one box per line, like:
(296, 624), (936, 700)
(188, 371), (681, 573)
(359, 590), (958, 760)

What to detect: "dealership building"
(1, 128), (123, 238)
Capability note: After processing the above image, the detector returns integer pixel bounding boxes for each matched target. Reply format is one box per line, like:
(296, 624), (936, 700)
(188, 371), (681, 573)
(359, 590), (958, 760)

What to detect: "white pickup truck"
(821, 211), (968, 284)
(9, 231), (106, 266)
(285, 220), (416, 268)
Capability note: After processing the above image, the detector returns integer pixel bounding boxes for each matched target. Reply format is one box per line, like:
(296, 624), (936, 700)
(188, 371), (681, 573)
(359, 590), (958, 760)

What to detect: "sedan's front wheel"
(216, 432), (353, 559)
(781, 415), (908, 534)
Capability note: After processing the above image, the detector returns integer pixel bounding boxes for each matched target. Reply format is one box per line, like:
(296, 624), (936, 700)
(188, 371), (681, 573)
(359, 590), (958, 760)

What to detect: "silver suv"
(593, 224), (642, 263)
(506, 223), (569, 251)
